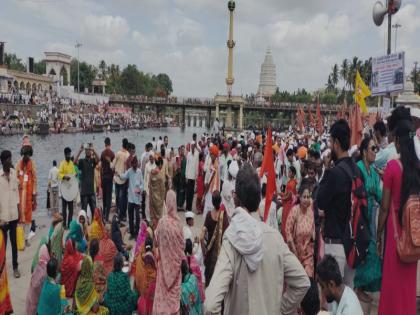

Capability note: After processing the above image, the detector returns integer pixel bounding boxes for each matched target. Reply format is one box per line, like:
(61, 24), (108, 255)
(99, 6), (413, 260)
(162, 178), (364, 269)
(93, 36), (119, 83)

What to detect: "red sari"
(98, 231), (118, 277)
(281, 178), (297, 241)
(61, 239), (84, 298)
(0, 231), (13, 315)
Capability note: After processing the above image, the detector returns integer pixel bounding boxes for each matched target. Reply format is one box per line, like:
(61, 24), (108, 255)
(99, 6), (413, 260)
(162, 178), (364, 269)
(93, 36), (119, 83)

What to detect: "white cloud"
(4, 0), (420, 96)
(81, 15), (130, 49)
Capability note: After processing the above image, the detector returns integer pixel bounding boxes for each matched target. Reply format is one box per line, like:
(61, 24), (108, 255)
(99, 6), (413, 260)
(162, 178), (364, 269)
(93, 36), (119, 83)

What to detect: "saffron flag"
(308, 105), (315, 127)
(259, 128), (276, 223)
(354, 70), (371, 115)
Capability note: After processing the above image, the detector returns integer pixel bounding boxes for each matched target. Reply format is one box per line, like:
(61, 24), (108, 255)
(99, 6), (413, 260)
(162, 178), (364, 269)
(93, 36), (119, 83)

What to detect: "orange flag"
(259, 128), (276, 222)
(308, 105), (315, 127)
(316, 99), (324, 135)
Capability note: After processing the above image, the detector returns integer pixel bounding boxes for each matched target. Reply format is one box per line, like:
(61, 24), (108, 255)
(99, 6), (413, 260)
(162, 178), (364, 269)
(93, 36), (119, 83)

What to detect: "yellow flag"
(354, 70), (371, 114)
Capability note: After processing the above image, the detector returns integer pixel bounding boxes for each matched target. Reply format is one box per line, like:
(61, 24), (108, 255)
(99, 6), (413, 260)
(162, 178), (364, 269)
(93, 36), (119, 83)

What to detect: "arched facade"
(45, 52), (71, 86)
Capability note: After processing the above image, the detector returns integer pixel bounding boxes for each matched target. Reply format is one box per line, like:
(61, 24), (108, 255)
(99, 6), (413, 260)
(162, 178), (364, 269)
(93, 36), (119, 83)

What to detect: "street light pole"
(392, 23), (402, 52)
(75, 42), (82, 94)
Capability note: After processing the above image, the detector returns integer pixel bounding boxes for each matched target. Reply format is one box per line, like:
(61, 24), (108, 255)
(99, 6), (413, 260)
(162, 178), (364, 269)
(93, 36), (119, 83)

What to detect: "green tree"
(33, 60), (46, 75)
(106, 64), (121, 94)
(70, 58), (97, 93)
(155, 73), (173, 95)
(4, 53), (26, 72)
(119, 64), (142, 95)
(331, 64), (339, 89)
(99, 60), (107, 80)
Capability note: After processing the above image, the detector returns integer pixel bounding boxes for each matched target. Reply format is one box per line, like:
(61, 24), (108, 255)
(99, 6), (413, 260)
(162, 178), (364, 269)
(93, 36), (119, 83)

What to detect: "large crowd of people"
(0, 104), (420, 315)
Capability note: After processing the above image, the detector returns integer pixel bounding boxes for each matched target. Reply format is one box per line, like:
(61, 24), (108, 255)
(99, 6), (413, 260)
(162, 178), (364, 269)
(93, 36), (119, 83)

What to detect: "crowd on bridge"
(0, 104), (420, 315)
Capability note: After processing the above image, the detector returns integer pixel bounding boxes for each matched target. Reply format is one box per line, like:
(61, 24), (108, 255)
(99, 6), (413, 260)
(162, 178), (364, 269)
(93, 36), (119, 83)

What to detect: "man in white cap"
(183, 211), (199, 253)
(185, 141), (199, 212)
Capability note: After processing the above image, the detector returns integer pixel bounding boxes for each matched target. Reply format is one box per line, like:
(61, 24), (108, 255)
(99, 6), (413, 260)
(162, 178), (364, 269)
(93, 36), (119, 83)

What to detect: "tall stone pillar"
(216, 103), (220, 119)
(226, 105), (232, 129)
(239, 104), (243, 130)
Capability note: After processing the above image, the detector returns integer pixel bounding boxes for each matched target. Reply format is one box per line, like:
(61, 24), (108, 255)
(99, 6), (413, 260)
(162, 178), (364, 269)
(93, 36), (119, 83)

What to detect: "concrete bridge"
(109, 95), (341, 130)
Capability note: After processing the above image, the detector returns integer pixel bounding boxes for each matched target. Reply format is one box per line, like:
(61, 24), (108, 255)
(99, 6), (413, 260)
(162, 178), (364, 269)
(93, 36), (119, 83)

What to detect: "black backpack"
(338, 162), (371, 269)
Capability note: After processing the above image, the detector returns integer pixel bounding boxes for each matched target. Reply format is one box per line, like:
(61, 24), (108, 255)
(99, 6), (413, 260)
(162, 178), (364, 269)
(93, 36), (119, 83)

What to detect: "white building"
(257, 48), (277, 97)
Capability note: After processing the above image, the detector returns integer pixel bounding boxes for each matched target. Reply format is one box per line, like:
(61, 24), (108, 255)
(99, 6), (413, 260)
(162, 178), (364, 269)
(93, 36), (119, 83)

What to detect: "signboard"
(382, 97), (391, 116)
(371, 51), (405, 96)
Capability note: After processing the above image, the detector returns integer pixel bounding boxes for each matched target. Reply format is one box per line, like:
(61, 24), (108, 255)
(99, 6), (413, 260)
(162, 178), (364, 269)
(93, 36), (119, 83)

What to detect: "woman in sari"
(138, 282), (156, 315)
(26, 243), (50, 315)
(78, 210), (89, 241)
(134, 237), (157, 296)
(90, 239), (107, 300)
(280, 165), (298, 240)
(104, 253), (138, 315)
(203, 145), (220, 217)
(98, 225), (118, 277)
(180, 260), (203, 315)
(285, 183), (315, 278)
(0, 230), (13, 315)
(61, 239), (84, 298)
(185, 239), (204, 302)
(195, 152), (205, 214)
(66, 219), (87, 253)
(354, 137), (382, 302)
(149, 156), (166, 228)
(38, 258), (70, 315)
(31, 236), (49, 273)
(75, 256), (109, 315)
(90, 208), (105, 241)
(153, 190), (185, 315)
(201, 191), (229, 287)
(134, 220), (148, 256)
(377, 119), (420, 315)
(50, 215), (65, 268)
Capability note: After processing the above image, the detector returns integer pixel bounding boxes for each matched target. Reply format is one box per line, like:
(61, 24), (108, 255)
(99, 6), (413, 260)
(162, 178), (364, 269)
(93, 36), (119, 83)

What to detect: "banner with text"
(371, 52), (405, 96)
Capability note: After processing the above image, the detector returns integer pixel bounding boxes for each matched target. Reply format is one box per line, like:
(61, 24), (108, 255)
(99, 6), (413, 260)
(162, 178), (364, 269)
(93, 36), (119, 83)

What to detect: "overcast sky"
(2, 0), (420, 97)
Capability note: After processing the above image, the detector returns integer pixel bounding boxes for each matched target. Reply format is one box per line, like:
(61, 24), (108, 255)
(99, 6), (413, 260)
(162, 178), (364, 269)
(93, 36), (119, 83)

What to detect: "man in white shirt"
(143, 153), (156, 221)
(185, 142), (199, 212)
(219, 143), (232, 190)
(48, 160), (60, 213)
(317, 255), (363, 315)
(212, 118), (220, 135)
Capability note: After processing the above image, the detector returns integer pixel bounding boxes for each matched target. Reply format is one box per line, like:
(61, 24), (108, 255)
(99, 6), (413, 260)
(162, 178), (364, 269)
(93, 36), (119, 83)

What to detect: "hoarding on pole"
(371, 51), (405, 96)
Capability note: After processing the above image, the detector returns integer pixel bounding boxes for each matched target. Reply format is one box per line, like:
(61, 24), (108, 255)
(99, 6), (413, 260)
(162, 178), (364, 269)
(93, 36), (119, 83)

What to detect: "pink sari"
(152, 190), (185, 315)
(26, 244), (50, 315)
(378, 160), (417, 315)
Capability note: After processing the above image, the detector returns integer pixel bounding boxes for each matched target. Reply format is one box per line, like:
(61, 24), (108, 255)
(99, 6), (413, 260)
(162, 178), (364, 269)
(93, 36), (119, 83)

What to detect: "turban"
(228, 160), (239, 178)
(209, 145), (219, 157)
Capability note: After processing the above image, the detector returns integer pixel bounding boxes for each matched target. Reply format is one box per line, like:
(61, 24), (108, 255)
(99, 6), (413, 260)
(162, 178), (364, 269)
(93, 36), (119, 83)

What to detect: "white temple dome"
(257, 48), (277, 97)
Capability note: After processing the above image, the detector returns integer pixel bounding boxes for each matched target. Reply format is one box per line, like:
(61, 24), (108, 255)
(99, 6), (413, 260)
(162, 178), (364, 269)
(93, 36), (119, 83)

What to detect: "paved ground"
(4, 205), (420, 315)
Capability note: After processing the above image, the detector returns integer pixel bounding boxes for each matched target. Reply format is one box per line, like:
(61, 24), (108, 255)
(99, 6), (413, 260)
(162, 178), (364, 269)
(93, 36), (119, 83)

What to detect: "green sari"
(181, 274), (203, 315)
(31, 236), (48, 273)
(104, 271), (138, 315)
(66, 220), (87, 253)
(354, 161), (382, 292)
(75, 256), (108, 315)
(50, 221), (65, 268)
(37, 277), (68, 315)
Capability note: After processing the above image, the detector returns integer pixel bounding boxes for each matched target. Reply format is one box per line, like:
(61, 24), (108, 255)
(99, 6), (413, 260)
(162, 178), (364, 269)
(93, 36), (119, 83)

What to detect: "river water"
(0, 127), (205, 212)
